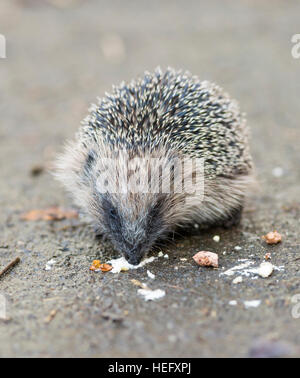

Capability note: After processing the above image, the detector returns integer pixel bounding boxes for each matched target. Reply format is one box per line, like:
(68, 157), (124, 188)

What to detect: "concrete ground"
(0, 0), (299, 357)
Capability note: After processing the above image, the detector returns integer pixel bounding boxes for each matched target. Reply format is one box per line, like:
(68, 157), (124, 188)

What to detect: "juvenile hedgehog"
(55, 68), (253, 265)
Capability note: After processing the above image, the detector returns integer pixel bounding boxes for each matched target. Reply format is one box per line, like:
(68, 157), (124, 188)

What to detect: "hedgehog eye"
(101, 197), (119, 222)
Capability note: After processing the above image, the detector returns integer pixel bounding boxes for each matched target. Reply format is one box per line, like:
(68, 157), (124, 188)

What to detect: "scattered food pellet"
(89, 260), (101, 271)
(120, 266), (129, 272)
(232, 276), (243, 284)
(158, 251), (164, 257)
(107, 256), (156, 273)
(45, 259), (56, 271)
(21, 207), (78, 221)
(257, 262), (273, 278)
(164, 254), (169, 259)
(244, 300), (261, 309)
(99, 263), (112, 272)
(234, 246), (242, 251)
(180, 258), (187, 262)
(137, 288), (166, 301)
(262, 231), (282, 244)
(147, 270), (155, 279)
(193, 251), (218, 268)
(220, 260), (254, 277)
(131, 279), (148, 289)
(44, 309), (57, 324)
(213, 235), (220, 242)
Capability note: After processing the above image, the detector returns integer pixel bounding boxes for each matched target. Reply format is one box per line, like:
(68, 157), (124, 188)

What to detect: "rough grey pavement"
(0, 0), (299, 357)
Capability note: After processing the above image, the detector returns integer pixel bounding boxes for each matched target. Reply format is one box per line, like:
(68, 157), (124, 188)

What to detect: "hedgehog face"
(98, 194), (168, 265)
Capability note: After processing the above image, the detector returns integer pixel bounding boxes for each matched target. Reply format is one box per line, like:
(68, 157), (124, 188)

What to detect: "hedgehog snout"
(123, 244), (145, 265)
(125, 249), (143, 265)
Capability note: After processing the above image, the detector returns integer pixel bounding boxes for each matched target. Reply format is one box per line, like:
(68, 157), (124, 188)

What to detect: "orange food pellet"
(99, 263), (112, 272)
(89, 260), (101, 271)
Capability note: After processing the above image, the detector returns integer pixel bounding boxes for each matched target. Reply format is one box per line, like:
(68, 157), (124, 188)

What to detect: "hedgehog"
(55, 67), (253, 265)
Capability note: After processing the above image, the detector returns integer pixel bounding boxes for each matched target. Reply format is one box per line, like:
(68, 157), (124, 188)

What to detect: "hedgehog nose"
(125, 247), (142, 265)
(128, 255), (141, 265)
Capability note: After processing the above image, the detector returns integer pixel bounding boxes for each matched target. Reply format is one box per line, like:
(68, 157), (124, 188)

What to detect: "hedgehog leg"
(220, 205), (243, 228)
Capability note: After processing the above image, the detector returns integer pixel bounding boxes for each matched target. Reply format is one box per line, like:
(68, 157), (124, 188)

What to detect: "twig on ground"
(0, 257), (20, 278)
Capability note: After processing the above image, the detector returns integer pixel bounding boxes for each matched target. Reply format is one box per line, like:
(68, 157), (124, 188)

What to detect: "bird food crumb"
(262, 231), (282, 244)
(244, 300), (261, 309)
(89, 260), (101, 271)
(99, 263), (113, 272)
(89, 260), (112, 272)
(257, 262), (273, 278)
(213, 235), (220, 242)
(45, 259), (56, 271)
(138, 288), (166, 301)
(131, 279), (148, 289)
(147, 270), (155, 279)
(44, 309), (57, 324)
(193, 251), (218, 268)
(107, 256), (156, 273)
(232, 276), (243, 284)
(234, 246), (242, 251)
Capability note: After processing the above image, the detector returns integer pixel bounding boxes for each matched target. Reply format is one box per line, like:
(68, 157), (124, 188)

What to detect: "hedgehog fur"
(55, 67), (254, 265)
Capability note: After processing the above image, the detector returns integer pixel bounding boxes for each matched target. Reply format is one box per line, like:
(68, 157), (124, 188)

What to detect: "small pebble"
(234, 246), (242, 251)
(229, 300), (237, 306)
(158, 251), (164, 257)
(164, 254), (169, 259)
